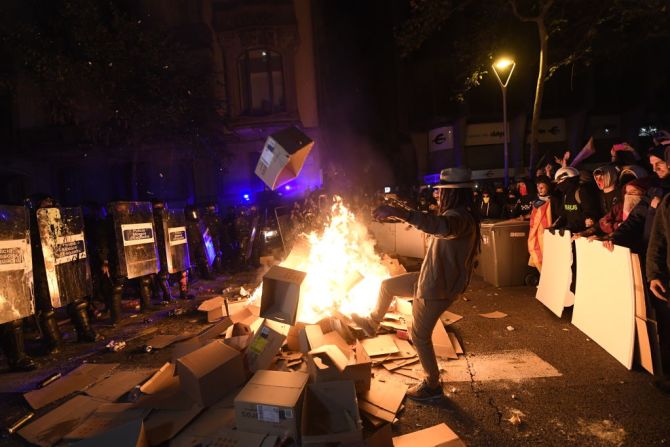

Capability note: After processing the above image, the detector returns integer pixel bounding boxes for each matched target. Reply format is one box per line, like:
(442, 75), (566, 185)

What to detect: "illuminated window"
(238, 49), (285, 116)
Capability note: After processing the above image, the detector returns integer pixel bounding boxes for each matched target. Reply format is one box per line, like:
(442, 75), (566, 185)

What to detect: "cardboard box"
(245, 318), (289, 372)
(176, 340), (246, 407)
(198, 297), (226, 322)
(259, 265), (307, 325)
(306, 341), (371, 392)
(73, 418), (147, 447)
(301, 381), (363, 445)
(234, 370), (309, 439)
(64, 403), (148, 446)
(359, 379), (407, 423)
(255, 126), (314, 190)
(432, 321), (458, 359)
(224, 322), (253, 351)
(391, 422), (465, 447)
(361, 334), (399, 357)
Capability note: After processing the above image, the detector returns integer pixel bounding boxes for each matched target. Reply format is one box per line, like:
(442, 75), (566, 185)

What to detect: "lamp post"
(492, 57), (515, 187)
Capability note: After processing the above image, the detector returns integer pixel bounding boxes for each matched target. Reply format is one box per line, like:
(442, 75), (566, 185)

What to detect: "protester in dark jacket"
(553, 167), (601, 234)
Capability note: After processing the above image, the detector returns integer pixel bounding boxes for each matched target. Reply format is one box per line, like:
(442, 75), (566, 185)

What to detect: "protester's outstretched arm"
(406, 209), (474, 239)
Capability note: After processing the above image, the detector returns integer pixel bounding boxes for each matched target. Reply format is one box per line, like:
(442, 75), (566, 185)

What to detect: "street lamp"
(492, 57), (515, 187)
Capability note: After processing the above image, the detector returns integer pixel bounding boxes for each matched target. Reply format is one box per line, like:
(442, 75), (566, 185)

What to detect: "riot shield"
(154, 208), (191, 274)
(0, 206), (35, 325)
(37, 207), (93, 308)
(109, 202), (159, 279)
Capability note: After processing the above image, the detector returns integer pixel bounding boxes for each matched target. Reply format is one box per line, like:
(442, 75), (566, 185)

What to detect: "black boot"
(158, 271), (174, 302)
(68, 300), (101, 342)
(139, 276), (158, 312)
(109, 277), (124, 324)
(1, 320), (37, 372)
(38, 310), (62, 353)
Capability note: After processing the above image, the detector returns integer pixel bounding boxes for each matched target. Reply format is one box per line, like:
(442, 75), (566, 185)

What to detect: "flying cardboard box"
(306, 341), (371, 392)
(234, 370), (309, 439)
(259, 265), (307, 325)
(176, 340), (246, 407)
(391, 422), (465, 447)
(255, 127), (314, 190)
(245, 318), (289, 372)
(301, 380), (363, 445)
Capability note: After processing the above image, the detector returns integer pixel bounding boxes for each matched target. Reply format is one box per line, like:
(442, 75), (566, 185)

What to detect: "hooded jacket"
(406, 207), (478, 301)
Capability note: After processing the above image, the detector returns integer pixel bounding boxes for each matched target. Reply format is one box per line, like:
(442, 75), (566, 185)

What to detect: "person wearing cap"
(353, 167), (480, 401)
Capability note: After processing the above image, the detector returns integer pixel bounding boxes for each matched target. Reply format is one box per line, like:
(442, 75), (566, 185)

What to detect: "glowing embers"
(255, 197), (393, 324)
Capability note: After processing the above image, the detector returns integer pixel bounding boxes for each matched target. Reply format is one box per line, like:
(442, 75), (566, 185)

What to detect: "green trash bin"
(476, 219), (531, 287)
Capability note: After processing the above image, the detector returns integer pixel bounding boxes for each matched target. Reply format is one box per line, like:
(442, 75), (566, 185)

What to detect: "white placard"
(465, 122), (509, 146)
(572, 238), (635, 369)
(536, 230), (574, 317)
(121, 223), (155, 247)
(168, 226), (187, 246)
(54, 233), (87, 265)
(0, 239), (27, 272)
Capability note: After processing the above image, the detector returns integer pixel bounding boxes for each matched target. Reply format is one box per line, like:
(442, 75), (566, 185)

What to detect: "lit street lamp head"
(492, 57), (515, 88)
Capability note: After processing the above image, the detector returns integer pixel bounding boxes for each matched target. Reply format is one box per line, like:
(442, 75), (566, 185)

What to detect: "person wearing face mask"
(527, 176), (559, 272)
(598, 178), (651, 235)
(478, 189), (503, 220)
(605, 144), (670, 256)
(578, 164), (622, 238)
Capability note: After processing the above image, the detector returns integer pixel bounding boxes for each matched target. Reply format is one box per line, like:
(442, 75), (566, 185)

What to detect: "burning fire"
(253, 197), (393, 324)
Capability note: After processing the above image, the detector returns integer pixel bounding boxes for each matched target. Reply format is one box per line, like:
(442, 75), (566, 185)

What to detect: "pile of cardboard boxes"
(16, 264), (466, 446)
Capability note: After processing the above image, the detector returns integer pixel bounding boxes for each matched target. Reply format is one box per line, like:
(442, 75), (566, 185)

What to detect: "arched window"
(238, 49), (285, 116)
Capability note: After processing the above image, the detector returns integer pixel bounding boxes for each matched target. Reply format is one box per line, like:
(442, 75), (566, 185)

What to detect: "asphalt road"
(0, 271), (668, 446)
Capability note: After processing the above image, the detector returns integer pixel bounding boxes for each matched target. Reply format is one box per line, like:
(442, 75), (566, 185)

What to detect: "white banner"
(0, 239), (27, 272)
(54, 233), (87, 265)
(168, 226), (188, 246)
(465, 122), (509, 146)
(121, 223), (155, 247)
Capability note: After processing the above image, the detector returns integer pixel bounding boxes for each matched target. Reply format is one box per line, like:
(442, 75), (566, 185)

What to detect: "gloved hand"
(372, 205), (407, 222)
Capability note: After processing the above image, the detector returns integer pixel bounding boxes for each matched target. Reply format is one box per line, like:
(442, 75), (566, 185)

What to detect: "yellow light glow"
(494, 58), (514, 70)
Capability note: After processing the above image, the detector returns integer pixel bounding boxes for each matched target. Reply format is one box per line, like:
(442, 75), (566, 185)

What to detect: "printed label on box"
(256, 405), (293, 423)
(0, 239), (26, 272)
(248, 326), (270, 354)
(54, 233), (87, 265)
(121, 222), (154, 246)
(260, 142), (275, 167)
(168, 226), (187, 246)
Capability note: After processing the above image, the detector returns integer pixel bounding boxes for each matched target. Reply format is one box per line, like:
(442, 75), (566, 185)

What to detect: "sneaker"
(406, 380), (444, 402)
(350, 313), (377, 337)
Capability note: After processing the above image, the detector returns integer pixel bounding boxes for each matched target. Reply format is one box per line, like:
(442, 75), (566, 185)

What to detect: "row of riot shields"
(0, 202), (193, 326)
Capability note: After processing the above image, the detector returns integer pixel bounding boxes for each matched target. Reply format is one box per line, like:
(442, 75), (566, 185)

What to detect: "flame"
(252, 197), (393, 324)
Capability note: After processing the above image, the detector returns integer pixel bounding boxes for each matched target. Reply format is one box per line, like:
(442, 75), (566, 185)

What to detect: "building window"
(238, 49), (285, 116)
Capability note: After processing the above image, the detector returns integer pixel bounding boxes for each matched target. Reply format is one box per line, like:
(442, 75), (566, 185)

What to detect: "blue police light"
(285, 185), (292, 191)
(243, 194), (250, 201)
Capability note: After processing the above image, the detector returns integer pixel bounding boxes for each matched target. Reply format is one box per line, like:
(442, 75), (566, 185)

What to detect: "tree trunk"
(529, 20), (548, 178)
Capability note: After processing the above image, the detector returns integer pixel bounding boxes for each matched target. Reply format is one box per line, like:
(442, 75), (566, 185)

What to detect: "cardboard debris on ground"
(359, 379), (407, 423)
(176, 339), (246, 407)
(139, 362), (175, 395)
(301, 380), (363, 445)
(364, 423), (394, 447)
(134, 371), (193, 411)
(394, 367), (423, 381)
(173, 428), (278, 447)
(169, 406), (237, 447)
(18, 394), (106, 447)
(74, 417), (147, 447)
(234, 370), (309, 439)
(143, 403), (203, 446)
(24, 363), (119, 410)
(432, 321), (458, 360)
(145, 334), (191, 350)
(62, 402), (148, 443)
(246, 319), (289, 372)
(392, 422), (465, 447)
(259, 265), (307, 325)
(440, 310), (464, 326)
(306, 341), (372, 392)
(448, 332), (464, 355)
(85, 369), (153, 402)
(197, 297), (227, 322)
(224, 322), (253, 351)
(479, 311), (508, 319)
(361, 334), (400, 357)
